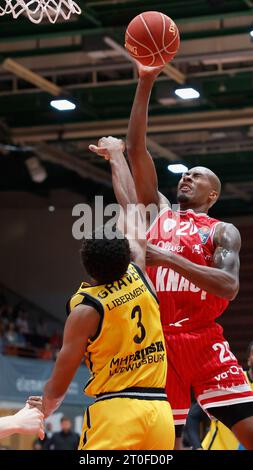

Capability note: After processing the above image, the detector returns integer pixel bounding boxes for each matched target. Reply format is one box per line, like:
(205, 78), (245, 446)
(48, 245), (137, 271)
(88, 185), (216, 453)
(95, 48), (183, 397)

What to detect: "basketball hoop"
(0, 0), (82, 24)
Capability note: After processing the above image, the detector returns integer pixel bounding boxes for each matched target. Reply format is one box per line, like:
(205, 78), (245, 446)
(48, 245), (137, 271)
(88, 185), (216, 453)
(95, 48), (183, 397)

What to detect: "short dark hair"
(80, 226), (131, 284)
(60, 416), (71, 423)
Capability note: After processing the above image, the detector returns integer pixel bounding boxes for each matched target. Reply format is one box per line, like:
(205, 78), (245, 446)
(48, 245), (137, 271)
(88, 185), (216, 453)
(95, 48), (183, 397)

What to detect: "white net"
(0, 0), (82, 23)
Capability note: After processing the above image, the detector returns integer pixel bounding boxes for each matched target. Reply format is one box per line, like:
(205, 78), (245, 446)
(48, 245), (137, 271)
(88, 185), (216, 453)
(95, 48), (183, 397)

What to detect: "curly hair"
(80, 226), (131, 284)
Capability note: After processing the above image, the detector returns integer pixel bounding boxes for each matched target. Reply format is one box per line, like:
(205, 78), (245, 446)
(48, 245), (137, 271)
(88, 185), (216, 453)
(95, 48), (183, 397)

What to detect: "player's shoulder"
(215, 221), (240, 236)
(158, 191), (170, 206)
(66, 282), (92, 316)
(66, 282), (105, 318)
(66, 290), (84, 316)
(214, 221), (241, 247)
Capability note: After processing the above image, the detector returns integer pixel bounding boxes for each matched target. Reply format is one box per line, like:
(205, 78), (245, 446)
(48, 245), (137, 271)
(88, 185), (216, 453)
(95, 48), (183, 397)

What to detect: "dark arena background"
(0, 0), (253, 455)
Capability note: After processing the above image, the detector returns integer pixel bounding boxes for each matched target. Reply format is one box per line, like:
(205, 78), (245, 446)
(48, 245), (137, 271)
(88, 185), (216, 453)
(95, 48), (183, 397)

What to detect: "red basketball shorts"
(163, 323), (253, 426)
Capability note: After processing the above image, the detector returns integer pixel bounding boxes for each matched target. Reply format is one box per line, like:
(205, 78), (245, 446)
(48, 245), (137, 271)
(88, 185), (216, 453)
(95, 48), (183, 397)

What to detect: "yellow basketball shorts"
(79, 397), (175, 450)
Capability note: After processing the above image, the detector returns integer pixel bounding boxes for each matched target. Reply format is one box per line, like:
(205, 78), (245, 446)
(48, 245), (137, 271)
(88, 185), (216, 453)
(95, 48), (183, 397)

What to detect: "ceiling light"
(250, 30), (253, 38)
(50, 99), (76, 111)
(168, 164), (188, 174)
(175, 88), (200, 100)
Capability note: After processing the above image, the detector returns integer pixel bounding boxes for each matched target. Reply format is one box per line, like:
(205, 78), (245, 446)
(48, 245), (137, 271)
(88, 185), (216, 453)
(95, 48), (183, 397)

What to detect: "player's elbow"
(225, 281), (239, 301)
(126, 142), (144, 160)
(126, 143), (138, 163)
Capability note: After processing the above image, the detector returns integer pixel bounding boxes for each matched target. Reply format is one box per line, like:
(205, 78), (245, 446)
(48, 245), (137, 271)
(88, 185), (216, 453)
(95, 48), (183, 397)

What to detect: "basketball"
(125, 11), (180, 67)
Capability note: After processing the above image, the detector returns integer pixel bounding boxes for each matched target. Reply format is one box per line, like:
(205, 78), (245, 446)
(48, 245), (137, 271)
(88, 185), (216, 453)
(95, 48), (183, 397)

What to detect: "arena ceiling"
(0, 0), (253, 216)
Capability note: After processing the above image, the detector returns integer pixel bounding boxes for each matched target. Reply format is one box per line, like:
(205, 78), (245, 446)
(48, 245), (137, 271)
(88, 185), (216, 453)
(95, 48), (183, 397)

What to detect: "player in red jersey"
(126, 61), (253, 449)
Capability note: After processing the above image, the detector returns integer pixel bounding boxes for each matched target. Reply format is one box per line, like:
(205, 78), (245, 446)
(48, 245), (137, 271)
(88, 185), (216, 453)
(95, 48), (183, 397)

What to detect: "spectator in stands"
(0, 304), (14, 328)
(50, 328), (62, 351)
(16, 309), (30, 335)
(44, 416), (79, 450)
(39, 343), (53, 361)
(0, 294), (63, 360)
(45, 422), (53, 440)
(4, 322), (25, 347)
(35, 319), (50, 338)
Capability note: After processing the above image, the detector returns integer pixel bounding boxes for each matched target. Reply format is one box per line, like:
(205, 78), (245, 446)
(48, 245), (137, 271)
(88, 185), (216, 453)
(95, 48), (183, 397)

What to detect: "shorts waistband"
(95, 387), (167, 403)
(163, 321), (220, 334)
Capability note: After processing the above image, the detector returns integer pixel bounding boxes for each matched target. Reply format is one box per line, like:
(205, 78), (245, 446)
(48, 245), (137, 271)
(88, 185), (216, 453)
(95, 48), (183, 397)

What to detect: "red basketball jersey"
(146, 208), (229, 331)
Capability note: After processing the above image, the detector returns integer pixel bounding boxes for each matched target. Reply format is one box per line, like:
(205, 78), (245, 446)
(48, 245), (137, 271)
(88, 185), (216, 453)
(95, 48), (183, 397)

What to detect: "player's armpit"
(123, 201), (148, 272)
(158, 191), (170, 207)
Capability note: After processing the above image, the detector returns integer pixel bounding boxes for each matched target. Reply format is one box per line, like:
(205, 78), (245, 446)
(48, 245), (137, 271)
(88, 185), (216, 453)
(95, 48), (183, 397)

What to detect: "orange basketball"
(125, 11), (180, 67)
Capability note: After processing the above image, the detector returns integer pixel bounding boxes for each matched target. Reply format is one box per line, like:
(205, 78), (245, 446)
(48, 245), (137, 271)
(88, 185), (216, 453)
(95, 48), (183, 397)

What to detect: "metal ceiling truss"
(0, 0), (253, 214)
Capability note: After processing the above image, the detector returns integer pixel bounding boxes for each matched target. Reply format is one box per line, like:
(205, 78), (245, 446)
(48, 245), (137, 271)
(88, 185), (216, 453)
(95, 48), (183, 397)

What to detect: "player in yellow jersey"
(41, 136), (174, 450)
(184, 341), (253, 450)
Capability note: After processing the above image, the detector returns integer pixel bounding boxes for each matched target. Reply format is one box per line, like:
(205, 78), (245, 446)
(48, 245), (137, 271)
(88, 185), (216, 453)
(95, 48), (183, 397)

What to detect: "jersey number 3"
(131, 305), (146, 344)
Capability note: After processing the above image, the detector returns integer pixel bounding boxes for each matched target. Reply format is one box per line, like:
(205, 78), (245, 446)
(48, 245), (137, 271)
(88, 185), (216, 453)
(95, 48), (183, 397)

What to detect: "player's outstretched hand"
(12, 404), (45, 440)
(26, 395), (43, 412)
(134, 59), (164, 80)
(89, 136), (125, 160)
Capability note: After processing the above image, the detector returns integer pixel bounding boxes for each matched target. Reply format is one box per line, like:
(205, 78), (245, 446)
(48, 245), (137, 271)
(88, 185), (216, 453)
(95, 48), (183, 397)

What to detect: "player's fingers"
(27, 396), (41, 401)
(34, 408), (44, 418)
(26, 398), (42, 411)
(120, 139), (126, 151)
(89, 144), (100, 153)
(27, 396), (42, 405)
(98, 137), (107, 146)
(89, 144), (107, 155)
(89, 145), (110, 160)
(38, 428), (45, 440)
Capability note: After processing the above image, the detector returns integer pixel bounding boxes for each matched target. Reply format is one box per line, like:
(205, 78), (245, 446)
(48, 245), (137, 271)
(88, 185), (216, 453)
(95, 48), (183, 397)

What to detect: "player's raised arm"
(42, 305), (100, 417)
(146, 222), (240, 301)
(90, 137), (137, 208)
(89, 136), (146, 271)
(127, 62), (165, 208)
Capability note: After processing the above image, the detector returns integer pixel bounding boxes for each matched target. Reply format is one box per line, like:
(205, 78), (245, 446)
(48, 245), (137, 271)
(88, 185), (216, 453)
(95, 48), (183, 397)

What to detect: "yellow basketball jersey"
(202, 371), (253, 450)
(67, 263), (167, 399)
